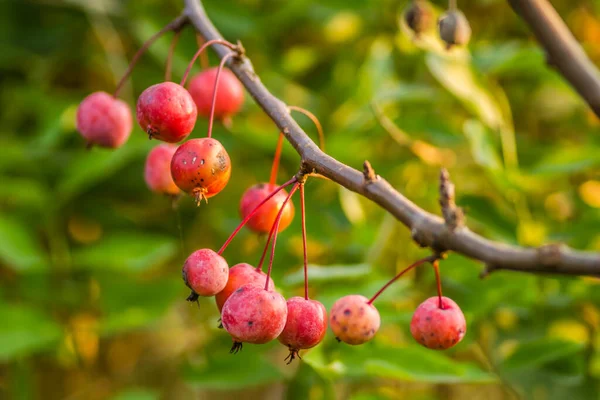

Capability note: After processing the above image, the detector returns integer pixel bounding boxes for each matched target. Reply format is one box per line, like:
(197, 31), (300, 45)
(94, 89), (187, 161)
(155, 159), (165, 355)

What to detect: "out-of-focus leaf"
(0, 304), (61, 361)
(283, 264), (371, 286)
(183, 344), (284, 390)
(528, 146), (600, 176)
(72, 232), (177, 272)
(463, 119), (502, 171)
(0, 216), (49, 271)
(501, 338), (584, 371)
(339, 187), (365, 225)
(0, 177), (48, 210)
(110, 389), (159, 400)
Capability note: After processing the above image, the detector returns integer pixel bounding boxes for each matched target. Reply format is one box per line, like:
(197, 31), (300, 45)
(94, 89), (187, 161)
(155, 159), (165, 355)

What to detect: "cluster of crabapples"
(404, 0), (471, 49)
(75, 23), (467, 364)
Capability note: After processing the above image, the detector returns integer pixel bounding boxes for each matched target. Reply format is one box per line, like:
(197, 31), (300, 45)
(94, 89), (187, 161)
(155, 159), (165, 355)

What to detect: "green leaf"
(72, 232), (177, 272)
(0, 216), (48, 271)
(462, 119), (502, 171)
(283, 264), (371, 286)
(0, 303), (62, 361)
(501, 338), (584, 371)
(183, 344), (284, 390)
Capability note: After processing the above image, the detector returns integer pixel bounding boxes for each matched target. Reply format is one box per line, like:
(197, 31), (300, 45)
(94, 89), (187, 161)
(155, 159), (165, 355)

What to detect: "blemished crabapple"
(144, 144), (180, 196)
(76, 91), (132, 148)
(239, 183), (295, 234)
(278, 297), (327, 363)
(221, 284), (288, 353)
(215, 263), (274, 312)
(170, 138), (231, 204)
(182, 249), (229, 299)
(410, 296), (466, 350)
(136, 82), (197, 143)
(188, 67), (244, 120)
(329, 294), (380, 345)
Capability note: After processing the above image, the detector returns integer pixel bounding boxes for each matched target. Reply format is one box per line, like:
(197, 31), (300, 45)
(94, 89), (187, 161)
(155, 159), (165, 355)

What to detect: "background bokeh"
(2, 0), (600, 399)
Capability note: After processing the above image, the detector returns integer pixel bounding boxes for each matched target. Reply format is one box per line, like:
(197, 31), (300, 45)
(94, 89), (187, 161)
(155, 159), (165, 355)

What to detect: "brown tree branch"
(508, 0), (600, 118)
(182, 0), (600, 277)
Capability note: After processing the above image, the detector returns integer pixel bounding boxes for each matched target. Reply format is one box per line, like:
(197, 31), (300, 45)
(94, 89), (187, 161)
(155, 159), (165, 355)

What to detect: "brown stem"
(183, 0), (600, 276)
(269, 133), (284, 186)
(195, 33), (210, 69)
(165, 29), (182, 82)
(288, 106), (325, 151)
(114, 14), (188, 98)
(433, 260), (444, 309)
(300, 183), (309, 300)
(206, 52), (235, 138)
(179, 39), (237, 87)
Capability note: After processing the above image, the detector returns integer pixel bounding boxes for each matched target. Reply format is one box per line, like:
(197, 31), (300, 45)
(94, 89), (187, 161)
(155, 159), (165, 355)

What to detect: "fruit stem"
(164, 29), (182, 82)
(180, 39), (237, 87)
(217, 177), (297, 256)
(195, 33), (210, 69)
(206, 52), (236, 138)
(264, 182), (300, 291)
(300, 183), (309, 300)
(113, 15), (188, 98)
(449, 0), (457, 10)
(367, 255), (439, 305)
(433, 259), (444, 309)
(288, 106), (325, 151)
(269, 132), (284, 186)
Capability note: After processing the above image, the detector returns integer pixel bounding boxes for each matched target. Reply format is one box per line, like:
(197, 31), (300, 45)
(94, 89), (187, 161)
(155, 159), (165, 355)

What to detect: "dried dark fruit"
(404, 0), (434, 37)
(438, 10), (471, 49)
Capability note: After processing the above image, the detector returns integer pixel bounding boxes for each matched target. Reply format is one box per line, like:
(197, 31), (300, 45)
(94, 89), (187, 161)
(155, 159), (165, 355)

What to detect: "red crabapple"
(329, 294), (380, 345)
(410, 296), (466, 350)
(136, 82), (197, 143)
(239, 183), (295, 233)
(188, 67), (244, 120)
(170, 138), (231, 204)
(221, 284), (287, 353)
(215, 263), (274, 312)
(278, 297), (327, 363)
(144, 144), (180, 196)
(182, 249), (228, 301)
(76, 91), (132, 148)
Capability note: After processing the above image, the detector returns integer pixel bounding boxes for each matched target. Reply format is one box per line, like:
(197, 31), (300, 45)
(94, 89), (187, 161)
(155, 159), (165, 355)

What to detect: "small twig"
(439, 168), (465, 230)
(363, 161), (377, 183)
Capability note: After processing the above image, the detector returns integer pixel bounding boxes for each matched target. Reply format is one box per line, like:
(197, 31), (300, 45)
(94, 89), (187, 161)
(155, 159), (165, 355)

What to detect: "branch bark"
(182, 0), (600, 276)
(508, 0), (600, 118)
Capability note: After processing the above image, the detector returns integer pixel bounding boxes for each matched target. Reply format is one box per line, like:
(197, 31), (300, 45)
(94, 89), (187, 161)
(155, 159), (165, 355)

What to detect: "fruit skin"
(136, 82), (197, 143)
(170, 138), (231, 203)
(278, 297), (327, 362)
(239, 183), (295, 233)
(221, 285), (288, 346)
(410, 296), (466, 350)
(182, 249), (229, 297)
(188, 68), (244, 119)
(438, 10), (471, 49)
(329, 295), (380, 345)
(76, 91), (132, 148)
(215, 263), (273, 312)
(144, 144), (180, 196)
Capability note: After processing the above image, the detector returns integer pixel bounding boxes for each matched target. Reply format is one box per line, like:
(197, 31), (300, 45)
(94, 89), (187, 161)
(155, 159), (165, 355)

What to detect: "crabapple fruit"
(188, 67), (244, 119)
(215, 263), (274, 312)
(170, 138), (231, 204)
(438, 10), (471, 49)
(136, 82), (197, 143)
(239, 183), (295, 233)
(410, 296), (466, 350)
(144, 144), (180, 196)
(329, 294), (380, 345)
(221, 285), (287, 353)
(76, 91), (132, 148)
(278, 297), (327, 363)
(182, 249), (228, 300)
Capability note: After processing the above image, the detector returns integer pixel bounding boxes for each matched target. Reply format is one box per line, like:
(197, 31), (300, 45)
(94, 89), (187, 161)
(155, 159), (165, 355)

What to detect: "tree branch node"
(363, 160), (378, 184)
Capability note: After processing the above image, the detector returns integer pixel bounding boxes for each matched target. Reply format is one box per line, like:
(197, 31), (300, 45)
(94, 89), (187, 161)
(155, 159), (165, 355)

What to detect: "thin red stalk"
(433, 260), (444, 309)
(264, 182), (300, 291)
(195, 33), (210, 69)
(367, 255), (438, 305)
(164, 29), (182, 82)
(206, 52), (235, 138)
(217, 178), (296, 256)
(269, 132), (284, 186)
(180, 39), (236, 87)
(256, 218), (277, 272)
(300, 184), (309, 300)
(114, 16), (187, 98)
(288, 105), (325, 151)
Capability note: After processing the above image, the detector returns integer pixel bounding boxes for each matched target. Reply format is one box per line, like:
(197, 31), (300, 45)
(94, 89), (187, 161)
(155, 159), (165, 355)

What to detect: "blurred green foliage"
(1, 0), (600, 399)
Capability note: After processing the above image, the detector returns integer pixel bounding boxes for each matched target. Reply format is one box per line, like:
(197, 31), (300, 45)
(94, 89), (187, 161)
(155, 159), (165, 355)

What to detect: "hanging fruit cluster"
(75, 8), (468, 364)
